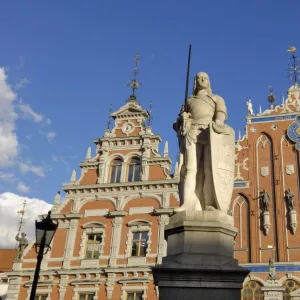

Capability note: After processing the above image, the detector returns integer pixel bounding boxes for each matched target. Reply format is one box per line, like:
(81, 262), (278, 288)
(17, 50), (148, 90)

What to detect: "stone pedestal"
(152, 210), (249, 300)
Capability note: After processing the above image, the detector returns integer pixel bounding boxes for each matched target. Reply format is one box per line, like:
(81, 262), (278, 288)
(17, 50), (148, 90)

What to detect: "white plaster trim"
(129, 207), (154, 215)
(84, 209), (109, 217)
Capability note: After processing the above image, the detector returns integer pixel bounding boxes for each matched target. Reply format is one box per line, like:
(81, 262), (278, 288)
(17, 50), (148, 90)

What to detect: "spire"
(147, 100), (153, 127)
(282, 94), (285, 105)
(126, 51), (143, 100)
(16, 198), (27, 236)
(53, 191), (61, 206)
(163, 141), (169, 157)
(174, 161), (179, 179)
(238, 130), (241, 140)
(287, 46), (300, 85)
(70, 169), (76, 183)
(85, 147), (91, 160)
(106, 104), (113, 130)
(267, 86), (276, 109)
(259, 105), (262, 114)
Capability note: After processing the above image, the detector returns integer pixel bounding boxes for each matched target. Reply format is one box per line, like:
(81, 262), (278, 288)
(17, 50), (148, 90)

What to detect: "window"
(131, 232), (148, 257)
(110, 158), (122, 183)
(241, 281), (263, 300)
(78, 294), (95, 300)
(34, 296), (47, 300)
(127, 292), (143, 300)
(283, 280), (300, 300)
(128, 158), (141, 182)
(85, 233), (102, 259)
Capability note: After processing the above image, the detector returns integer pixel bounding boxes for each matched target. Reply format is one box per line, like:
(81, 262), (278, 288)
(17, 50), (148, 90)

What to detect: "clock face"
(122, 122), (135, 134)
(287, 121), (300, 143)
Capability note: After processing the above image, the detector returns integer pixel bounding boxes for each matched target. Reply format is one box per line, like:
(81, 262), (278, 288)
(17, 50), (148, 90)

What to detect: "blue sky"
(0, 0), (300, 206)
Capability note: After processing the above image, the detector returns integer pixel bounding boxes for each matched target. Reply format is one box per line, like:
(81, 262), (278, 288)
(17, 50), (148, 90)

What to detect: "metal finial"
(126, 51), (143, 97)
(147, 100), (153, 126)
(286, 46), (300, 85)
(106, 104), (113, 130)
(267, 86), (276, 109)
(17, 198), (27, 235)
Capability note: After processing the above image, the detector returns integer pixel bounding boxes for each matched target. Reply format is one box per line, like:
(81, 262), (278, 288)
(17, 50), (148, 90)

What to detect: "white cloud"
(0, 192), (52, 247)
(47, 131), (56, 142)
(0, 67), (18, 168)
(19, 103), (44, 123)
(0, 172), (14, 182)
(15, 77), (29, 90)
(19, 162), (45, 177)
(17, 182), (30, 193)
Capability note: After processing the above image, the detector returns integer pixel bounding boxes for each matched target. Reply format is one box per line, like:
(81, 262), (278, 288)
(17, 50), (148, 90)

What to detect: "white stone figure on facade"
(15, 232), (28, 260)
(173, 72), (235, 213)
(285, 189), (295, 211)
(246, 98), (254, 116)
(259, 189), (270, 212)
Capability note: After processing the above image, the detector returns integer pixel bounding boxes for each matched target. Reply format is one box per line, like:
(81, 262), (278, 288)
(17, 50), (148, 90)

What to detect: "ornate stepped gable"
(232, 84), (300, 265)
(8, 94), (179, 300)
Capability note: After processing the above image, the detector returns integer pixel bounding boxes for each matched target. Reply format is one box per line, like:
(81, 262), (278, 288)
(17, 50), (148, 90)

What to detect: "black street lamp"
(29, 211), (58, 300)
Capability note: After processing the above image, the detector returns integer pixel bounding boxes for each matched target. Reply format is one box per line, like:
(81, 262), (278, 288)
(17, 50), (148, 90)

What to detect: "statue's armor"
(185, 93), (227, 148)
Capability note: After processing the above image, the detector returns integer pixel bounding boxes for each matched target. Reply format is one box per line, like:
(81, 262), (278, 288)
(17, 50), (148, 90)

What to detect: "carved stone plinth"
(152, 210), (249, 300)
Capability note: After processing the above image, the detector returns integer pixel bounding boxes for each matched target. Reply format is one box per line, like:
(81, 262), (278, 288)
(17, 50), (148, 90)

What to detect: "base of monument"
(152, 210), (249, 300)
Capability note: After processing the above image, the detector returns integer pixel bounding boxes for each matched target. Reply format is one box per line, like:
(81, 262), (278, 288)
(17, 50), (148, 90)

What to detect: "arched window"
(128, 158), (141, 182)
(241, 281), (263, 300)
(283, 280), (300, 300)
(110, 158), (123, 183)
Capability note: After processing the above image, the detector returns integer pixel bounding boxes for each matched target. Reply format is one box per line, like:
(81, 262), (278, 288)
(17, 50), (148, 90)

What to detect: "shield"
(286, 164), (295, 175)
(210, 123), (235, 212)
(260, 167), (269, 177)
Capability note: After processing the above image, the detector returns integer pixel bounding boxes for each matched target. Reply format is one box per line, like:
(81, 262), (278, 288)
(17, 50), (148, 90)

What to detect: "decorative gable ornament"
(287, 116), (300, 150)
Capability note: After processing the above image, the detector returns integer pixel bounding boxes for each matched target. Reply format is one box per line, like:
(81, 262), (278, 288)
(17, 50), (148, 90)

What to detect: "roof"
(0, 249), (16, 272)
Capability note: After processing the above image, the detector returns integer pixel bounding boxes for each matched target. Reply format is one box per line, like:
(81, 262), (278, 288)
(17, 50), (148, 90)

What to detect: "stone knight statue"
(15, 232), (28, 260)
(173, 72), (235, 212)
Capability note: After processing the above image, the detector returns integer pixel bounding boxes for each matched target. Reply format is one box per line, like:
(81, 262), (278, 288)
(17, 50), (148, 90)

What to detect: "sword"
(184, 44), (192, 112)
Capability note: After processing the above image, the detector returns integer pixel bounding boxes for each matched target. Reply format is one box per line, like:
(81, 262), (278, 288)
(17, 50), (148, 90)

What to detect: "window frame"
(109, 158), (123, 183)
(78, 293), (95, 300)
(84, 233), (103, 259)
(34, 296), (48, 300)
(131, 232), (148, 257)
(127, 157), (141, 182)
(125, 221), (152, 258)
(126, 291), (144, 300)
(79, 223), (106, 260)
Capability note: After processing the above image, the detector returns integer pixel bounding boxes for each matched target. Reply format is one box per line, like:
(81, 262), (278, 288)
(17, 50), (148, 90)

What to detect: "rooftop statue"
(173, 72), (235, 213)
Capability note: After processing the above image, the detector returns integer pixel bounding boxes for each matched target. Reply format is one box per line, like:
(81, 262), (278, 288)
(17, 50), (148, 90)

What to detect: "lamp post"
(29, 211), (58, 300)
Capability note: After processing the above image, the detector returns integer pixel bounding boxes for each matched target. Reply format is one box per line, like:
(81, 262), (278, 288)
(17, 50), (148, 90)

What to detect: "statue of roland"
(174, 72), (235, 213)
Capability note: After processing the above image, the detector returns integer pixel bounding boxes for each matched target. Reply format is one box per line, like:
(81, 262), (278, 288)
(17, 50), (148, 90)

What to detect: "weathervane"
(267, 85), (276, 109)
(17, 198), (27, 235)
(147, 101), (153, 126)
(126, 51), (143, 97)
(106, 104), (113, 130)
(287, 46), (300, 85)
